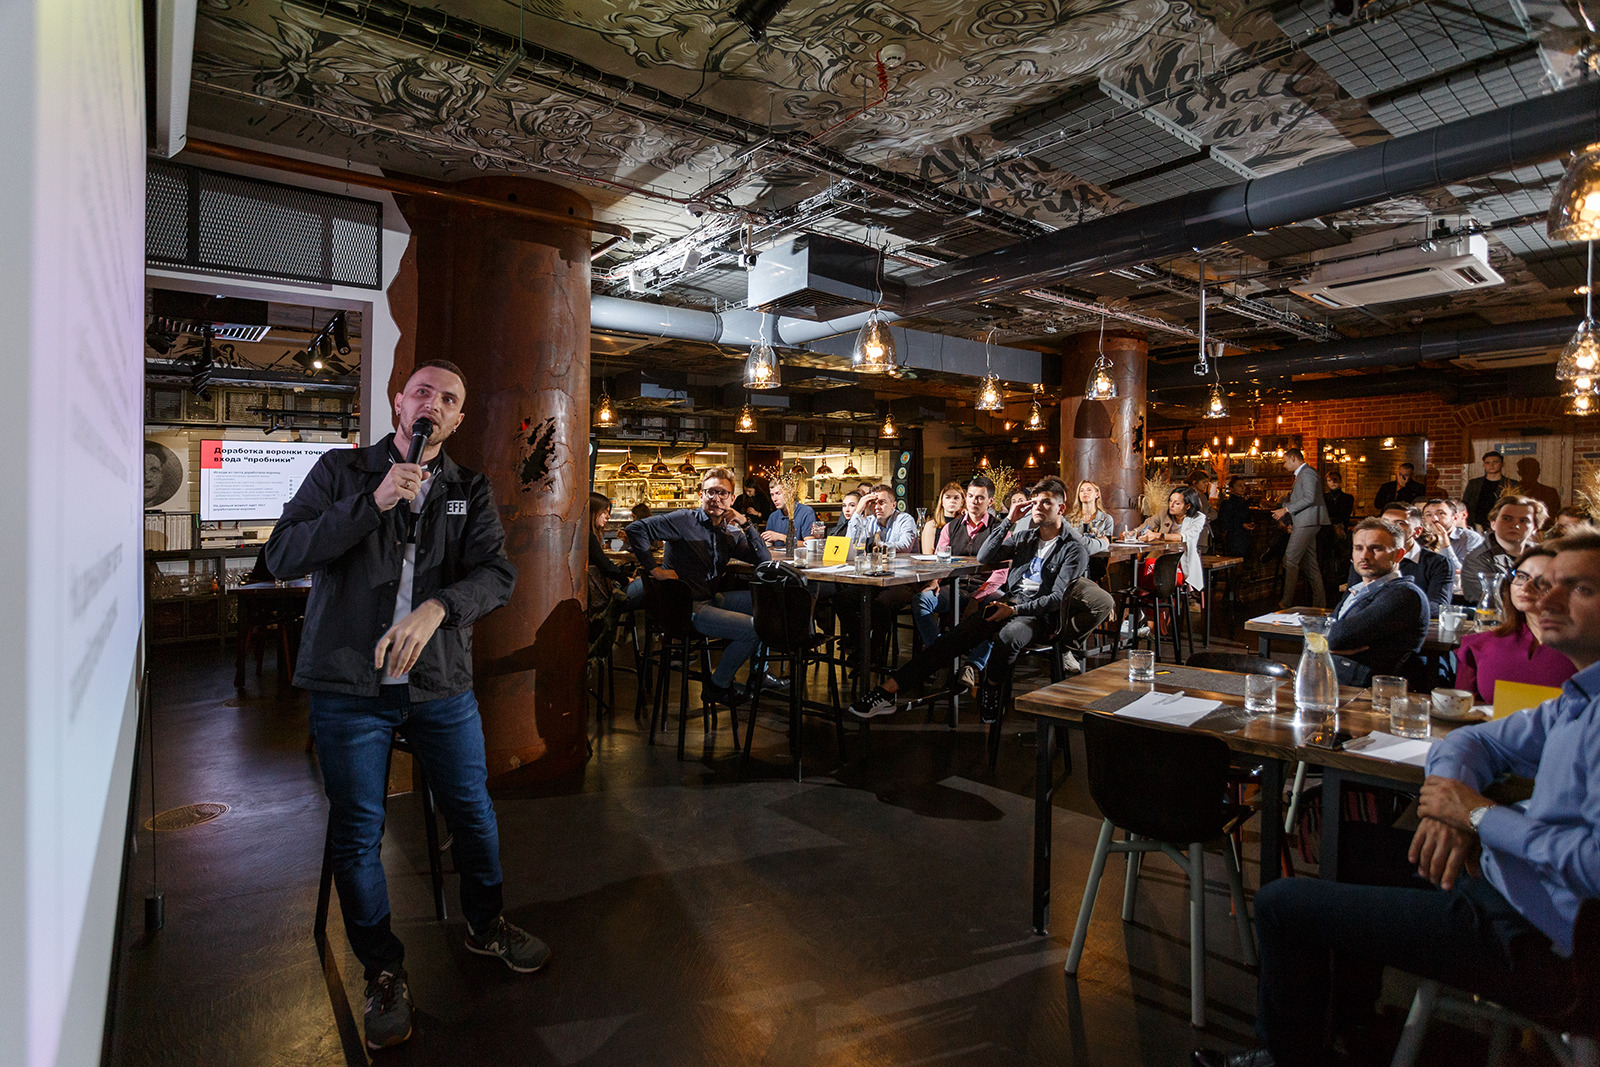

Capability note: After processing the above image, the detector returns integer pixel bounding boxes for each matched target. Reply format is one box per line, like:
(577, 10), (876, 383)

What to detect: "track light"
(731, 0), (794, 42)
(332, 313), (350, 354)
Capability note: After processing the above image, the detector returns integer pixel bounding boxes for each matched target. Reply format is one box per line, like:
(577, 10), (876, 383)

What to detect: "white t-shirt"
(382, 470), (436, 685)
(1016, 536), (1059, 597)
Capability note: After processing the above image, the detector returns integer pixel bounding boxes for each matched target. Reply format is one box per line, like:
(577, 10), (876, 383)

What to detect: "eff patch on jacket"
(447, 499), (467, 516)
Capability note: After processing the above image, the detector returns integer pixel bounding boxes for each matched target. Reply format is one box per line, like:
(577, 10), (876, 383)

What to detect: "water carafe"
(1294, 615), (1339, 720)
(1476, 574), (1503, 628)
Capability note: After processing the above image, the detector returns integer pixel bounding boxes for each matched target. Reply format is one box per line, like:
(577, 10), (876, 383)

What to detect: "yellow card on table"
(822, 536), (852, 565)
(1492, 679), (1563, 718)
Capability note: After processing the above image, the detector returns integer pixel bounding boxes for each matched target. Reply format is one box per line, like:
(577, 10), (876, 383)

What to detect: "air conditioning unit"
(747, 234), (883, 321)
(1291, 233), (1503, 309)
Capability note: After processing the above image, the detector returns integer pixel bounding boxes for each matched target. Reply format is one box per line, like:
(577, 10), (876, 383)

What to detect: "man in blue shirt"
(761, 479), (818, 548)
(1195, 530), (1600, 1067)
(846, 484), (918, 549)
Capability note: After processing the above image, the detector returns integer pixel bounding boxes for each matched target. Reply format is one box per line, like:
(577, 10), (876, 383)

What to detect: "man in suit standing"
(1271, 449), (1329, 608)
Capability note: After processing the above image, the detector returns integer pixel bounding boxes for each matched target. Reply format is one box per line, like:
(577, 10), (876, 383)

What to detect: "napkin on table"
(1114, 691), (1223, 728)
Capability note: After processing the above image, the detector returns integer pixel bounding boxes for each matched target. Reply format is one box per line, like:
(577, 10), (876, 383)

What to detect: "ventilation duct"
(747, 234), (884, 320)
(896, 81), (1600, 315)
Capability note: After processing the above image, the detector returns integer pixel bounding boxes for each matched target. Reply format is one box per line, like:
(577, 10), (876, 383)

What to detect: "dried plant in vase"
(1141, 473), (1173, 523)
(776, 472), (806, 522)
(987, 464), (1020, 511)
(1573, 467), (1600, 522)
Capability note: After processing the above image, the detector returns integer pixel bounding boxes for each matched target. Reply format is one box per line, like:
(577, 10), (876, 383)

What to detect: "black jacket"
(1329, 574), (1430, 685)
(265, 434), (517, 700)
(976, 518), (1090, 623)
(1463, 476), (1507, 529)
(1346, 549), (1450, 616)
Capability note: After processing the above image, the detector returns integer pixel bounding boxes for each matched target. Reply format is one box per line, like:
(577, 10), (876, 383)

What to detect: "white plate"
(1430, 702), (1491, 723)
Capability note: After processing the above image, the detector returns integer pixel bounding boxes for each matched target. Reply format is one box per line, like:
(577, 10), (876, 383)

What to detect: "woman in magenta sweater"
(1454, 544), (1576, 702)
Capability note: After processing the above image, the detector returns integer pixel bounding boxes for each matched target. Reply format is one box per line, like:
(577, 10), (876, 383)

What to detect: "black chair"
(1185, 651), (1293, 678)
(640, 577), (721, 760)
(1064, 714), (1257, 1029)
(747, 561), (846, 780)
(314, 730), (447, 943)
(992, 589), (1084, 773)
(1126, 553), (1195, 663)
(1101, 558), (1138, 660)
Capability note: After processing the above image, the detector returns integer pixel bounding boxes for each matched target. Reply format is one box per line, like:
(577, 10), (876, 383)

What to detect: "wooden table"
(1098, 540), (1185, 565)
(1011, 662), (1463, 935)
(233, 580), (310, 688)
(1244, 606), (1462, 658)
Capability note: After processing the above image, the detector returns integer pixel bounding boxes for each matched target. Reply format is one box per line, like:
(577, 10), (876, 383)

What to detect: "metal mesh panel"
(146, 160), (382, 289)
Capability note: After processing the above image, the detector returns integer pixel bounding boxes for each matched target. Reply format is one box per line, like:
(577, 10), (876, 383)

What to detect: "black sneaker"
(466, 916), (551, 974)
(363, 968), (413, 1051)
(979, 682), (1004, 725)
(849, 687), (898, 719)
(701, 681), (747, 707)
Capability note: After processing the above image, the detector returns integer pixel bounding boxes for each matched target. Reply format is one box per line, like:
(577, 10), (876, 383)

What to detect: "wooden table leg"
(1032, 717), (1055, 935)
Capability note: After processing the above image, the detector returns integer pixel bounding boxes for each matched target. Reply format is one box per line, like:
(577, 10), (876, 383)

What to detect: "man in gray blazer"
(1271, 448), (1329, 608)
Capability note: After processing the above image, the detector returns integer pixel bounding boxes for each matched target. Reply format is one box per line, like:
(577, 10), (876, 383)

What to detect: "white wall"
(147, 130), (413, 444)
(0, 1), (147, 1064)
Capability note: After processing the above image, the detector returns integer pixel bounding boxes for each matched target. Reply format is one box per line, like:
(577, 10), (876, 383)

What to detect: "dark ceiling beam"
(897, 82), (1600, 314)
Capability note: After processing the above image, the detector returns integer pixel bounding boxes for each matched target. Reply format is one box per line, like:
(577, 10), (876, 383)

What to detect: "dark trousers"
(1253, 874), (1571, 1065)
(890, 598), (1049, 693)
(1063, 578), (1114, 650)
(311, 687), (505, 979)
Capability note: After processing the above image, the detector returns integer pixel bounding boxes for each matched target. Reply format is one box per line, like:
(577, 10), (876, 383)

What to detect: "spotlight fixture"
(735, 403), (757, 434)
(732, 0), (794, 42)
(617, 451), (641, 477)
(332, 312), (351, 354)
(1204, 383), (1228, 418)
(1084, 317), (1117, 400)
(743, 339), (781, 389)
(317, 332), (333, 365)
(880, 411), (897, 439)
(293, 349), (319, 373)
(1549, 143), (1600, 241)
(851, 310), (898, 374)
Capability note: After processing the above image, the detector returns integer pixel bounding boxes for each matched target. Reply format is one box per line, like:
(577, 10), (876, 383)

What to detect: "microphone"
(406, 417), (434, 464)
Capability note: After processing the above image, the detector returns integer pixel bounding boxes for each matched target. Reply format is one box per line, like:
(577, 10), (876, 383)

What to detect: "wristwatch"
(1468, 804), (1494, 832)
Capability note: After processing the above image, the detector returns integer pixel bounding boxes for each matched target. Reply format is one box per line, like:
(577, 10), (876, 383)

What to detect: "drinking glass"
(810, 522), (825, 539)
(916, 507), (927, 527)
(1371, 675), (1407, 716)
(1390, 695), (1431, 739)
(1128, 650), (1155, 683)
(935, 543), (952, 562)
(1244, 674), (1278, 714)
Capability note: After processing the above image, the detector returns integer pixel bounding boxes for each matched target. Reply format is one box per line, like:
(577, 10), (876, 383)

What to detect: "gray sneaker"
(1061, 650), (1083, 675)
(363, 969), (413, 1051)
(958, 663), (981, 696)
(466, 916), (551, 973)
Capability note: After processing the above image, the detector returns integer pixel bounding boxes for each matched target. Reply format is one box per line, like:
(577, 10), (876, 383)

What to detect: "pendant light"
(649, 447), (672, 477)
(1026, 392), (1045, 430)
(1025, 452), (1036, 467)
(842, 457), (860, 477)
(1084, 316), (1117, 400)
(677, 451), (697, 476)
(790, 457), (806, 475)
(743, 336), (781, 389)
(880, 410), (897, 439)
(851, 231), (899, 373)
(594, 387), (616, 427)
(1549, 143), (1600, 241)
(735, 403), (757, 434)
(617, 450), (640, 477)
(816, 453), (834, 476)
(1559, 243), (1600, 380)
(975, 327), (1004, 411)
(1204, 382), (1228, 419)
(1568, 388), (1599, 416)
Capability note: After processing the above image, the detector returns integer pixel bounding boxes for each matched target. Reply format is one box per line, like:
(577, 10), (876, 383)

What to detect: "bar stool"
(313, 730), (448, 944)
(746, 561), (846, 780)
(640, 577), (722, 760)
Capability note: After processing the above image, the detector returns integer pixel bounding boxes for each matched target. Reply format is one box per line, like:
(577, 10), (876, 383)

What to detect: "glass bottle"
(1476, 573), (1502, 628)
(1294, 615), (1339, 721)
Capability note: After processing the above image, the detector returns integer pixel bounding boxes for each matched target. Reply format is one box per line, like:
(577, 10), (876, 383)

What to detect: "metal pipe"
(589, 295), (890, 347)
(900, 82), (1600, 314)
(1146, 317), (1576, 392)
(181, 138), (633, 239)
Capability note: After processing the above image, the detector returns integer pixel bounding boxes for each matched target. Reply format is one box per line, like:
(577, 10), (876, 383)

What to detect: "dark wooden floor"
(106, 601), (1547, 1066)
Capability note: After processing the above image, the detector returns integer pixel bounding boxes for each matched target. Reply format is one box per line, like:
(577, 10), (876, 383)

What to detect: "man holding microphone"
(266, 360), (544, 1052)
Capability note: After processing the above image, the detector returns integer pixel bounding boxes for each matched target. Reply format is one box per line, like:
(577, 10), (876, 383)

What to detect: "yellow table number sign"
(1492, 679), (1563, 719)
(822, 536), (853, 565)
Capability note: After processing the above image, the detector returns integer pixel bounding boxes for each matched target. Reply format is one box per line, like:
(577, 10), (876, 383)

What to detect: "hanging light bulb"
(735, 404), (757, 433)
(1201, 445), (1211, 459)
(979, 455), (989, 468)
(617, 450), (640, 477)
(1084, 317), (1118, 400)
(743, 339), (781, 389)
(1578, 375), (1597, 393)
(1026, 398), (1045, 430)
(1212, 436), (1221, 447)
(851, 309), (898, 374)
(1026, 453), (1036, 467)
(1204, 383), (1228, 418)
(594, 386), (616, 427)
(1549, 143), (1600, 241)
(975, 372), (1004, 411)
(1559, 243), (1600, 381)
(1248, 440), (1260, 457)
(880, 411), (898, 439)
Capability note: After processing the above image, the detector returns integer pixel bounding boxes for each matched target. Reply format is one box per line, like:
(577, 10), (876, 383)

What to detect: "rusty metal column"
(1058, 331), (1148, 531)
(402, 176), (591, 782)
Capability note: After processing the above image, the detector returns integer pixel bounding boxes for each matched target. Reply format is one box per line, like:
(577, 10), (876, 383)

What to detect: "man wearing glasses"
(625, 467), (778, 706)
(1197, 531), (1600, 1067)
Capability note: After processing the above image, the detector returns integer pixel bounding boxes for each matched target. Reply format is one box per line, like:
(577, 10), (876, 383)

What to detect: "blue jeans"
(692, 590), (759, 687)
(311, 687), (504, 979)
(1253, 874), (1570, 1064)
(912, 585), (952, 647)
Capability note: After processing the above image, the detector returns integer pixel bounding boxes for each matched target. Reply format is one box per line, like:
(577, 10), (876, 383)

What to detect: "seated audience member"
(1068, 479), (1116, 542)
(1004, 487), (1033, 535)
(845, 483), (917, 549)
(625, 467), (781, 706)
(1461, 495), (1545, 603)
(1328, 517), (1430, 686)
(1323, 470), (1355, 529)
(1456, 544), (1577, 703)
(1373, 461), (1426, 510)
(1195, 530), (1600, 1067)
(761, 479), (817, 547)
(920, 481), (965, 553)
(1422, 496), (1482, 592)
(827, 491), (861, 537)
(588, 492), (631, 588)
(908, 477), (1001, 649)
(1138, 487), (1208, 596)
(1551, 505), (1591, 538)
(1379, 503), (1450, 615)
(850, 478), (1089, 723)
(1213, 477), (1255, 558)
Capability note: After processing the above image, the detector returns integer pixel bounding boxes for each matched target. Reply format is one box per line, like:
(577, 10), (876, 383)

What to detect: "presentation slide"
(200, 439), (349, 521)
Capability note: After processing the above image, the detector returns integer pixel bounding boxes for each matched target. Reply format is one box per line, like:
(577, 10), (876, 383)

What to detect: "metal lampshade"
(677, 453), (697, 476)
(617, 451), (640, 477)
(1549, 143), (1600, 241)
(649, 448), (672, 477)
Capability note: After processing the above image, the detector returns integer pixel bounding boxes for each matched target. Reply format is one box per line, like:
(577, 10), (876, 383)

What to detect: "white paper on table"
(805, 563), (857, 574)
(1342, 730), (1434, 767)
(909, 554), (939, 560)
(1252, 612), (1304, 626)
(1114, 691), (1223, 728)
